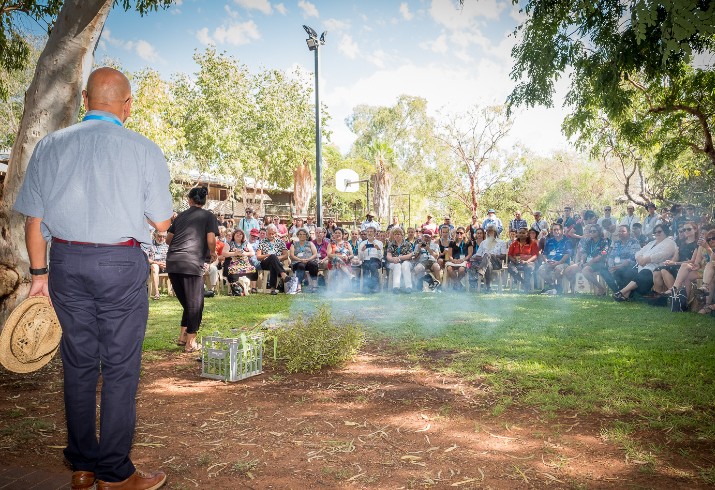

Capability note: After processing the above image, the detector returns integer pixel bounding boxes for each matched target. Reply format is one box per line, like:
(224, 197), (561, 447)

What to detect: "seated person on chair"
(537, 223), (572, 294)
(445, 227), (472, 290)
(563, 224), (609, 295)
(256, 224), (290, 295)
(148, 230), (169, 299)
(289, 228), (319, 292)
(359, 225), (383, 293)
(313, 227), (331, 273)
(412, 229), (441, 290)
(593, 225), (641, 293)
(471, 224), (506, 292)
(222, 228), (257, 295)
(507, 226), (539, 292)
(613, 224), (676, 301)
(386, 227), (415, 293)
(436, 225), (451, 270)
(328, 227), (357, 285)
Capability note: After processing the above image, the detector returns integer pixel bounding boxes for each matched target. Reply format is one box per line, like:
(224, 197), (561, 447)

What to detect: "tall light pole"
(303, 25), (326, 226)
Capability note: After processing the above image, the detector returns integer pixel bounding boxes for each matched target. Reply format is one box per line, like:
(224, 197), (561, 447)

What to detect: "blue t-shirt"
(543, 237), (572, 262)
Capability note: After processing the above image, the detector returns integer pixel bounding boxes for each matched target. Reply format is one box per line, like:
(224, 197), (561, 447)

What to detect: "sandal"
(152, 294), (160, 300)
(184, 344), (202, 353)
(612, 291), (627, 302)
(176, 340), (187, 347)
(250, 288), (258, 294)
(698, 305), (715, 315)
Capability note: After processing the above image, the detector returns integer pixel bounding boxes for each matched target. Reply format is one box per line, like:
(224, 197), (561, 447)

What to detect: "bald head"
(83, 67), (132, 121)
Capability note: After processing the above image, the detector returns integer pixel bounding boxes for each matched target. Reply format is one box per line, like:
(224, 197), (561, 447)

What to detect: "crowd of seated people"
(143, 205), (715, 314)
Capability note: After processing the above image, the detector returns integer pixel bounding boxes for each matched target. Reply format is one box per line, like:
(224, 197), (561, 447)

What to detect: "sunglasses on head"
(707, 236), (715, 242)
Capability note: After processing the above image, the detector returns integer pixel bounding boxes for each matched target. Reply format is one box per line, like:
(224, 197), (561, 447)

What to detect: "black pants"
(168, 273), (204, 334)
(508, 262), (534, 290)
(292, 260), (319, 282)
(49, 241), (148, 482)
(362, 258), (381, 292)
(615, 267), (654, 295)
(260, 254), (285, 289)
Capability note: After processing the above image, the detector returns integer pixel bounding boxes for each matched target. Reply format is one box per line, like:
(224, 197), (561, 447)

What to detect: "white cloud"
(196, 27), (213, 45)
(324, 18), (349, 32)
(338, 34), (359, 59)
(234, 0), (272, 15)
(134, 40), (160, 62)
(298, 0), (319, 18)
(419, 33), (449, 54)
(399, 2), (414, 21)
(275, 2), (287, 15)
(101, 29), (162, 63)
(224, 5), (240, 18)
(365, 49), (387, 68)
(323, 61), (570, 155)
(429, 0), (506, 30)
(197, 21), (261, 46)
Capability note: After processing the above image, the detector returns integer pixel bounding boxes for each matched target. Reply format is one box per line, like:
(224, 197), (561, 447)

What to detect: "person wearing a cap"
(13, 68), (172, 489)
(642, 203), (662, 239)
(360, 211), (381, 232)
(421, 214), (437, 235)
(238, 207), (260, 237)
(412, 228), (441, 290)
(619, 203), (641, 232)
(531, 211), (548, 235)
(481, 209), (504, 235)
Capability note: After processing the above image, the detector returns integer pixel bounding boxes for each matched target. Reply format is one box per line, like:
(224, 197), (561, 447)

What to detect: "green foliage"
(0, 35), (42, 147)
(272, 305), (364, 374)
(0, 1), (174, 101)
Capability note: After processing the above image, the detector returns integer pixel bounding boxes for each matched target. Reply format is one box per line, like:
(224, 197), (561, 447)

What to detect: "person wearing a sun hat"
(360, 211), (381, 231)
(481, 209), (504, 235)
(12, 68), (172, 490)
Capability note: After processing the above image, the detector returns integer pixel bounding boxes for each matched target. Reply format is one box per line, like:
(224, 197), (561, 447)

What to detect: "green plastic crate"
(201, 332), (263, 382)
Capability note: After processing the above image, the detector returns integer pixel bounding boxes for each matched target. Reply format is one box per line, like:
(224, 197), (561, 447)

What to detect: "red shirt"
(508, 240), (539, 260)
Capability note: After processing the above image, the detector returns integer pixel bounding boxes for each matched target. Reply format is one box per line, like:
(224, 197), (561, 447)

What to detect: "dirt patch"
(0, 343), (712, 489)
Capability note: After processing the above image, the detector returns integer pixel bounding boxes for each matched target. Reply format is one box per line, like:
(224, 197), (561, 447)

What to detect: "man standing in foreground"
(14, 68), (173, 490)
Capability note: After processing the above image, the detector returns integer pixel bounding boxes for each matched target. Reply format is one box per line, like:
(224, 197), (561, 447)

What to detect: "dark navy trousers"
(48, 241), (149, 482)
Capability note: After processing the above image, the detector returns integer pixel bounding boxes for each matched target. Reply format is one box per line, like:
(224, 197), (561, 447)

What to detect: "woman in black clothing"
(166, 187), (219, 352)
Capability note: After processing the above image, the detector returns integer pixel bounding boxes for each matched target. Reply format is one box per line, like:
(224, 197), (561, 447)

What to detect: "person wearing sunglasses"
(613, 224), (677, 301)
(653, 221), (699, 294)
(445, 227), (473, 290)
(695, 230), (715, 314)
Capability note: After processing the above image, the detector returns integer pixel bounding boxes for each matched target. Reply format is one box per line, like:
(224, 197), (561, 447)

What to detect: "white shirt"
(619, 214), (641, 232)
(475, 238), (507, 257)
(360, 219), (381, 231)
(358, 239), (383, 261)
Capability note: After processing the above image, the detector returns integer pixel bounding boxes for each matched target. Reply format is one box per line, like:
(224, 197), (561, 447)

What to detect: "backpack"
(670, 286), (687, 313)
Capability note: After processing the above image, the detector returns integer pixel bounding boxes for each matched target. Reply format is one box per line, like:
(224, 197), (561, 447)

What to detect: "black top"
(677, 240), (698, 262)
(166, 207), (220, 276)
(448, 240), (471, 260)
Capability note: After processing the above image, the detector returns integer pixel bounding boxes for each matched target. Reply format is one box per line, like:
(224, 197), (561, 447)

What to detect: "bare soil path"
(1, 342), (711, 489)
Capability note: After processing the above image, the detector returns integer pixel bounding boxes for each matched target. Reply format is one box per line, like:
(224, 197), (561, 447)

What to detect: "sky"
(94, 0), (572, 155)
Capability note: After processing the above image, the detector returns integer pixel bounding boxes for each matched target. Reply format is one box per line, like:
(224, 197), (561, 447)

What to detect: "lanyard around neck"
(83, 114), (123, 127)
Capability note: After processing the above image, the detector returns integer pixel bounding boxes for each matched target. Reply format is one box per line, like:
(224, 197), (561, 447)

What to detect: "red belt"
(52, 237), (140, 247)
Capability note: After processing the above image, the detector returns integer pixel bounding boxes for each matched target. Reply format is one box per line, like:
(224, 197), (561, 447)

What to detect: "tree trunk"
(293, 160), (313, 217)
(469, 174), (478, 214)
(372, 156), (391, 222)
(0, 0), (112, 326)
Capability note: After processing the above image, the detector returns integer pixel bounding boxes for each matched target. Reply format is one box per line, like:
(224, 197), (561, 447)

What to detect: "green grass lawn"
(147, 292), (715, 440)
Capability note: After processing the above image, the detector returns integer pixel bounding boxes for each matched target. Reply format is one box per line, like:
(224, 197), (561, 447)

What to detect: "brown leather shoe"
(96, 469), (166, 490)
(71, 471), (95, 490)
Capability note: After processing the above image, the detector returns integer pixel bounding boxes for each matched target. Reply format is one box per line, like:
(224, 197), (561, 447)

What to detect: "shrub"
(272, 305), (364, 373)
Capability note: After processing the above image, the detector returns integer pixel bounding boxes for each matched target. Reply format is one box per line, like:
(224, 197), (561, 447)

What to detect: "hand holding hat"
(0, 296), (61, 373)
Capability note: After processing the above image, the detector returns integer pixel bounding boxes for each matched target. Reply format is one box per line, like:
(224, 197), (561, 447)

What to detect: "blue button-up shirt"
(14, 110), (173, 244)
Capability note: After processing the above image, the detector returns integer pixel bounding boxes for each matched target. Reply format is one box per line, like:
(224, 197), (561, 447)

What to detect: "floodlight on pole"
(303, 24), (327, 226)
